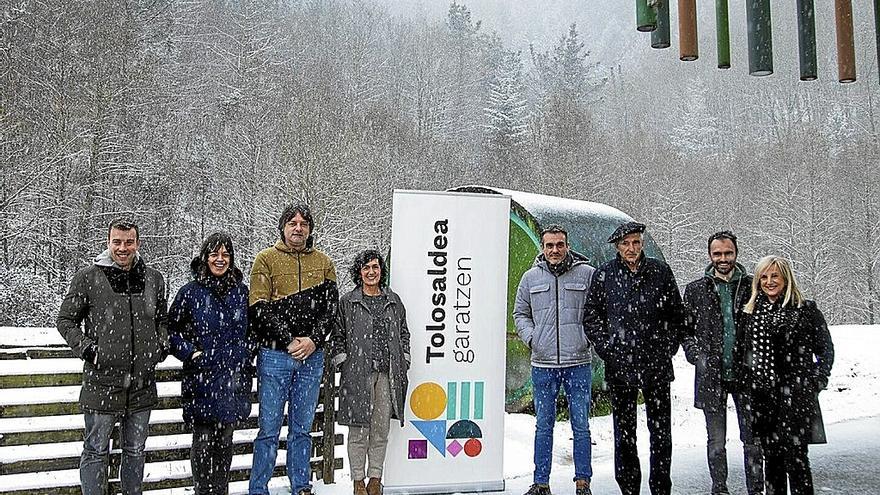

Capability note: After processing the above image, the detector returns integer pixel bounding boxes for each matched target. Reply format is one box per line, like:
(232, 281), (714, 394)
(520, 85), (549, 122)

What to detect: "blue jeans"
(80, 409), (151, 495)
(249, 348), (324, 495)
(531, 364), (593, 485)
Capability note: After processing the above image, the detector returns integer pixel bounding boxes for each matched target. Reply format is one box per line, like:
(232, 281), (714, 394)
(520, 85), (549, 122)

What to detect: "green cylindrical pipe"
(796, 0), (818, 80)
(679, 0), (698, 60)
(652, 0), (671, 48)
(835, 0), (857, 83)
(637, 0), (657, 32)
(746, 0), (774, 76)
(716, 0), (731, 68)
(875, 0), (880, 85)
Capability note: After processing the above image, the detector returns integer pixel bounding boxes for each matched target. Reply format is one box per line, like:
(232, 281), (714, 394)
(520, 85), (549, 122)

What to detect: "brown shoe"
(366, 477), (383, 495)
(354, 480), (367, 495)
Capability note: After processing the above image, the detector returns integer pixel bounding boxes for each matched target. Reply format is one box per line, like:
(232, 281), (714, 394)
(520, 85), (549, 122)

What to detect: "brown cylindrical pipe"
(679, 0), (699, 61)
(835, 0), (857, 82)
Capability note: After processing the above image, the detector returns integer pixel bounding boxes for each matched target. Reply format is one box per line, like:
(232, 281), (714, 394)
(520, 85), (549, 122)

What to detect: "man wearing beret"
(584, 222), (686, 495)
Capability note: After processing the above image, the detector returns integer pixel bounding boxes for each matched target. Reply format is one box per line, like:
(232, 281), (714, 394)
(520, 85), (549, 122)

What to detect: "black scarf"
(547, 252), (574, 276)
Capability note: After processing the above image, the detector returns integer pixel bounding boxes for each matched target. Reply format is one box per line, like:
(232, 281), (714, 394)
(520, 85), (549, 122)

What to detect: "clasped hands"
(287, 337), (316, 361)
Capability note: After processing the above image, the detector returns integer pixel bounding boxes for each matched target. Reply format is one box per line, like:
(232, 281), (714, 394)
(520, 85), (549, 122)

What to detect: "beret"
(607, 221), (646, 243)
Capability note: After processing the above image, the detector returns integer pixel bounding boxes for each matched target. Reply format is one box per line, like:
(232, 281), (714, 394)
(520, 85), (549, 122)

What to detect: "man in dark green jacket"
(57, 219), (168, 495)
(682, 231), (763, 495)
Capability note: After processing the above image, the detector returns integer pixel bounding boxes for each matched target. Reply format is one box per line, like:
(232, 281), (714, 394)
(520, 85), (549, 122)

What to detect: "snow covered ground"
(316, 325), (879, 495)
(1, 325), (876, 494)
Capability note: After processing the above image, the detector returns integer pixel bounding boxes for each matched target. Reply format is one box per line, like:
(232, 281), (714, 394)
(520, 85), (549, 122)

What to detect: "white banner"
(385, 190), (510, 494)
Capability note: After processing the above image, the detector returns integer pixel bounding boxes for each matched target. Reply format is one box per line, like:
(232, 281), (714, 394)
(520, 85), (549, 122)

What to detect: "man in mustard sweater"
(248, 204), (338, 495)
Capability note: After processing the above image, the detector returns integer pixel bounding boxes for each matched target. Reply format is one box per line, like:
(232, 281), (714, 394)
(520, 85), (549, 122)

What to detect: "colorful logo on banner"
(407, 381), (485, 460)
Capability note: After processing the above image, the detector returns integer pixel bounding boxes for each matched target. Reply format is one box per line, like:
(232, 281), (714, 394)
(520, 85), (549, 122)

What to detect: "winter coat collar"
(273, 239), (313, 255)
(614, 251), (646, 273)
(349, 286), (398, 308)
(535, 250), (590, 275)
(703, 262), (747, 283)
(93, 249), (142, 270)
(189, 256), (243, 298)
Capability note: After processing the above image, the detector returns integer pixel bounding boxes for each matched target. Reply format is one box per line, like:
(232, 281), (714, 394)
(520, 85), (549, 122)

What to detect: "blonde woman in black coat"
(740, 256), (834, 495)
(330, 250), (410, 495)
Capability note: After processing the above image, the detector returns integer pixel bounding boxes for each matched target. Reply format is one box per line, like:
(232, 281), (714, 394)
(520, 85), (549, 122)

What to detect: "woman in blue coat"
(169, 232), (253, 495)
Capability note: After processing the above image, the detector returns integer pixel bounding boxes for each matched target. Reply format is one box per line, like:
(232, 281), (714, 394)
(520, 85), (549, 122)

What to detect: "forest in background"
(2, 0), (878, 326)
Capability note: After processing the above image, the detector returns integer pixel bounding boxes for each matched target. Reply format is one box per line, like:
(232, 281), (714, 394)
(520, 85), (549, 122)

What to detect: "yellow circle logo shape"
(409, 382), (447, 420)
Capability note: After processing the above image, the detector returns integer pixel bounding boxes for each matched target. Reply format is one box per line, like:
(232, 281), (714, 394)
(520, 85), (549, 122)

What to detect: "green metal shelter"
(450, 186), (666, 412)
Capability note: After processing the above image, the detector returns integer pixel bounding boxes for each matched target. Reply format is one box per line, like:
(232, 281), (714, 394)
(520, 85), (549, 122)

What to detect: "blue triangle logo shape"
(410, 420), (447, 456)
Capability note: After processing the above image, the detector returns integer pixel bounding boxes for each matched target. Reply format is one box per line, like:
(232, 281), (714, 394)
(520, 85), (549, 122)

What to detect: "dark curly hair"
(349, 249), (387, 288)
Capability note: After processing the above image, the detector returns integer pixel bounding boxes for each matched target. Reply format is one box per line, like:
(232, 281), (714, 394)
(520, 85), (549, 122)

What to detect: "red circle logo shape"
(464, 438), (482, 457)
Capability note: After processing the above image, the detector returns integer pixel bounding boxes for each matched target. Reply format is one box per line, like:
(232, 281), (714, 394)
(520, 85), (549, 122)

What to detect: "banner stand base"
(385, 480), (505, 495)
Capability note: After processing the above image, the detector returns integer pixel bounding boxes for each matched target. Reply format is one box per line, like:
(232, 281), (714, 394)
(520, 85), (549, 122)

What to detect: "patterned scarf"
(750, 293), (795, 389)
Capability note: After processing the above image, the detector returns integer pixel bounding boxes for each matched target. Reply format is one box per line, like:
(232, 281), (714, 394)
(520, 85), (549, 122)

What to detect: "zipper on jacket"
(126, 273), (134, 393)
(555, 275), (561, 365)
(733, 277), (743, 314)
(297, 251), (302, 293)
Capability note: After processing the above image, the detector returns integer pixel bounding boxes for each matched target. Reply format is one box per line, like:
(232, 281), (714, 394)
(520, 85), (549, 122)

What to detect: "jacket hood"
(535, 250), (590, 276)
(535, 250), (590, 267)
(93, 249), (142, 270)
(703, 262), (747, 282)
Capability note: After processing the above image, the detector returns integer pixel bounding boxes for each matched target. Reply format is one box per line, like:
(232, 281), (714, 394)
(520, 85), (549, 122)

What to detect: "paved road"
(666, 416), (880, 494)
(503, 416), (880, 495)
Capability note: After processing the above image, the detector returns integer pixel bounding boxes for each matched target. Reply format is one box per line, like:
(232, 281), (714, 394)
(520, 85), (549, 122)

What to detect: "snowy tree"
(483, 47), (529, 176)
(669, 78), (722, 157)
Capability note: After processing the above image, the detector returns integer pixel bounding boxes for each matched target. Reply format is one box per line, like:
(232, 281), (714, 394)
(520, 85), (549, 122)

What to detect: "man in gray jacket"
(514, 225), (595, 495)
(57, 219), (168, 495)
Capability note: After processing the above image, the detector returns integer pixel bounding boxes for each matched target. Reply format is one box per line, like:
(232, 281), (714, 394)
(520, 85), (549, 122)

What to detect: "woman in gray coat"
(331, 249), (410, 495)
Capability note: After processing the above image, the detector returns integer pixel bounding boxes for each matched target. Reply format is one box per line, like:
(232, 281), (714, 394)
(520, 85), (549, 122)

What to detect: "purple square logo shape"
(408, 439), (428, 459)
(447, 439), (463, 457)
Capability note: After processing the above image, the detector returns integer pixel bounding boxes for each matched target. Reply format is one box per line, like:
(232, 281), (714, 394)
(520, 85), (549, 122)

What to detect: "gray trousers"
(347, 372), (393, 481)
(81, 409), (151, 495)
(703, 389), (764, 495)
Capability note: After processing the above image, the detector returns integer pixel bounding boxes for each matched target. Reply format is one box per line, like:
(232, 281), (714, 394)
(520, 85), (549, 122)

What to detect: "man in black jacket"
(682, 231), (763, 495)
(584, 222), (685, 495)
(57, 219), (169, 495)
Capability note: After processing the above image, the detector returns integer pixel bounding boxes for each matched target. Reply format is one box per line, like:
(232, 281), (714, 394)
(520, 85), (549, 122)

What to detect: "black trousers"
(191, 422), (235, 495)
(752, 388), (814, 495)
(610, 383), (672, 495)
(763, 441), (813, 495)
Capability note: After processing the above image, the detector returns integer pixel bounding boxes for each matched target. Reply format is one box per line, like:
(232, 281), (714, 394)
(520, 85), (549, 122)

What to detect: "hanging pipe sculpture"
(679, 0), (699, 60)
(716, 0), (731, 68)
(835, 0), (857, 82)
(652, 0), (671, 49)
(796, 0), (818, 80)
(874, 0), (880, 84)
(747, 0), (774, 76)
(637, 0), (657, 32)
(875, 0), (880, 84)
